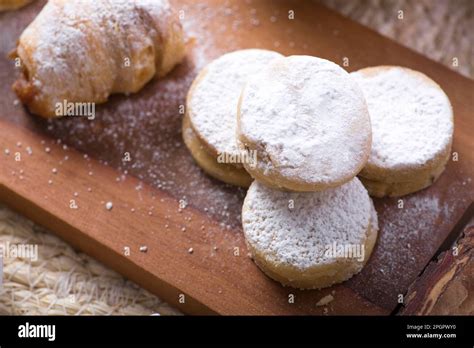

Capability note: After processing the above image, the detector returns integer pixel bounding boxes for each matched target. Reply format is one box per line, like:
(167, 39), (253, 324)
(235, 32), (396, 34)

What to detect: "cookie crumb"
(316, 294), (334, 307)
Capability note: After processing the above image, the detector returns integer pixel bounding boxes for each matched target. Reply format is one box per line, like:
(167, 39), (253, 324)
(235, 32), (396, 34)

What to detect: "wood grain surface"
(0, 0), (472, 315)
(401, 218), (473, 315)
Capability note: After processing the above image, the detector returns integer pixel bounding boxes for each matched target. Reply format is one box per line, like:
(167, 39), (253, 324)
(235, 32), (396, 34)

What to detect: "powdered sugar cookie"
(185, 49), (283, 187)
(237, 55), (372, 192)
(359, 151), (449, 197)
(242, 178), (378, 290)
(351, 66), (454, 197)
(182, 112), (252, 187)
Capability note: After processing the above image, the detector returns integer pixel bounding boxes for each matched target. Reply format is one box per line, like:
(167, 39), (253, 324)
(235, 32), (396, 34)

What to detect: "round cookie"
(185, 49), (283, 187)
(182, 113), (252, 187)
(351, 66), (454, 197)
(242, 178), (378, 290)
(237, 55), (372, 192)
(358, 150), (450, 197)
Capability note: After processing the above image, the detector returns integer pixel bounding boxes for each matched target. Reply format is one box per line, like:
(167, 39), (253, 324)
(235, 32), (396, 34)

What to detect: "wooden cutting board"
(0, 0), (472, 315)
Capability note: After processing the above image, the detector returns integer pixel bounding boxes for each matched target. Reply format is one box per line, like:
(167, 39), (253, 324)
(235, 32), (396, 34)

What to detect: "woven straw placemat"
(0, 0), (472, 315)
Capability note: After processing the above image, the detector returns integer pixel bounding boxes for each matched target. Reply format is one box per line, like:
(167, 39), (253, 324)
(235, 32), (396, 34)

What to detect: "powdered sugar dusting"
(242, 178), (372, 269)
(351, 66), (453, 170)
(347, 170), (473, 309)
(18, 0), (177, 114)
(239, 55), (371, 185)
(188, 49), (282, 156)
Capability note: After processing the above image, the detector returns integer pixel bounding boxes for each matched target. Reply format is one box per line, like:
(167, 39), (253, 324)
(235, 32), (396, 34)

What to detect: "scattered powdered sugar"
(105, 201), (113, 211)
(316, 294), (334, 306)
(242, 178), (372, 269)
(188, 49), (283, 156)
(239, 55), (371, 185)
(347, 172), (473, 309)
(351, 66), (453, 170)
(44, 60), (246, 229)
(180, 2), (245, 69)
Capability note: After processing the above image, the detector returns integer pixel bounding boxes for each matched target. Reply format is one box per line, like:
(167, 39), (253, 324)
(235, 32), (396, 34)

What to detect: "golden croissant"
(12, 0), (186, 118)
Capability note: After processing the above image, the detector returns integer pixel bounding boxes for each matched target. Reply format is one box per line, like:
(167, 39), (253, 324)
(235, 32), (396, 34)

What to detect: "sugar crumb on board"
(316, 294), (334, 307)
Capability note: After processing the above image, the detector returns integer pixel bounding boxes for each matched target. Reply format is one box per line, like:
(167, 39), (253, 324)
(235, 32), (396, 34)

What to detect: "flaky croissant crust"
(12, 0), (185, 118)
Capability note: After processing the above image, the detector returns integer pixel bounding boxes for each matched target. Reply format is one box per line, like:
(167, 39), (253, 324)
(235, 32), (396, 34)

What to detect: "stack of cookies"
(183, 50), (453, 289)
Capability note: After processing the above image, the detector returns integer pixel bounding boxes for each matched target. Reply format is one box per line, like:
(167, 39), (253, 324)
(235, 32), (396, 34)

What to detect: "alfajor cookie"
(242, 178), (378, 290)
(351, 66), (454, 197)
(237, 55), (372, 192)
(184, 49), (283, 187)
